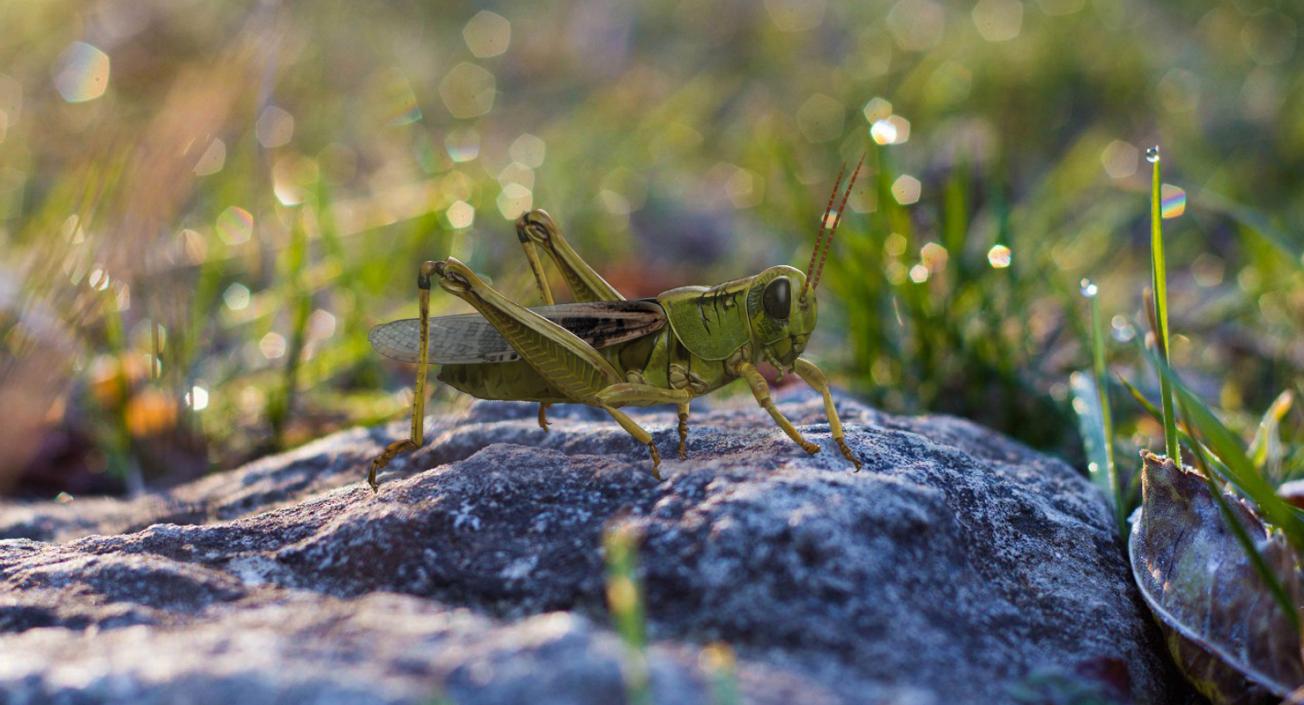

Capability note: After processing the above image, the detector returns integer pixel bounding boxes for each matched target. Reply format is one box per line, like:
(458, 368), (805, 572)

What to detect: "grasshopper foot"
(537, 403), (551, 431)
(676, 410), (689, 460)
(369, 438), (417, 492)
(800, 440), (820, 455)
(835, 437), (862, 471)
(648, 442), (662, 480)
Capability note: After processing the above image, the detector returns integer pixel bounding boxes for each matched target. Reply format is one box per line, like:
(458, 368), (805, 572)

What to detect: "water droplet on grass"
(1080, 278), (1098, 298)
(1145, 145), (1160, 163)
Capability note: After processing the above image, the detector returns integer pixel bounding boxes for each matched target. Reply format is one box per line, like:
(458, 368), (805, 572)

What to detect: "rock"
(0, 390), (1183, 704)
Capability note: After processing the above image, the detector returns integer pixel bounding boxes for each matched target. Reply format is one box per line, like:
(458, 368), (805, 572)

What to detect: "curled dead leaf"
(1129, 452), (1304, 704)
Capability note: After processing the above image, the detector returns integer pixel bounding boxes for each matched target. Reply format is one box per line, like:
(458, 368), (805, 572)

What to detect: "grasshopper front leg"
(432, 258), (664, 476)
(735, 361), (820, 456)
(368, 261), (437, 491)
(794, 358), (862, 470)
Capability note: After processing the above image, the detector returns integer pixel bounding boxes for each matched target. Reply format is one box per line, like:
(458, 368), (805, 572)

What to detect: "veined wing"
(369, 300), (666, 364)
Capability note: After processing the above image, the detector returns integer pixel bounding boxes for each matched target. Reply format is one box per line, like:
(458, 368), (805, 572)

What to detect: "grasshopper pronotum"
(366, 157), (865, 490)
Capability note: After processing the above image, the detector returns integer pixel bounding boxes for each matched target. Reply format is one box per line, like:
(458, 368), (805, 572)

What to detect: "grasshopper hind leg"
(368, 261), (437, 492)
(430, 258), (666, 479)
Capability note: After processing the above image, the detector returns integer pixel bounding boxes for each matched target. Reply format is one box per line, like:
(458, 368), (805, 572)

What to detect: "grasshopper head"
(747, 265), (817, 371)
(749, 153), (864, 371)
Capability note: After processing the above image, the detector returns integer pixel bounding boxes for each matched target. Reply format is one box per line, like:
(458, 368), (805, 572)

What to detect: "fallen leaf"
(1129, 452), (1304, 704)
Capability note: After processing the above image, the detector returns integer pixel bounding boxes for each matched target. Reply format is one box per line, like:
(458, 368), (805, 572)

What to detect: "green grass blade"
(1182, 414), (1302, 636)
(1087, 286), (1123, 535)
(1117, 373), (1209, 462)
(1071, 371), (1124, 535)
(604, 526), (650, 705)
(1148, 351), (1304, 556)
(1249, 390), (1293, 481)
(1197, 190), (1304, 273)
(1147, 147), (1180, 462)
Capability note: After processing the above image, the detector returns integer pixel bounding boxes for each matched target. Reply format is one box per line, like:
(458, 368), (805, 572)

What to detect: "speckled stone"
(0, 390), (1182, 704)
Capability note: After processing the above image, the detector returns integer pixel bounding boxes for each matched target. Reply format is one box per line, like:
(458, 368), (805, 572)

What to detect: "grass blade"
(604, 526), (650, 705)
(1250, 390), (1294, 482)
(1146, 147), (1180, 462)
(1182, 425), (1302, 636)
(1147, 350), (1304, 555)
(1086, 284), (1124, 534)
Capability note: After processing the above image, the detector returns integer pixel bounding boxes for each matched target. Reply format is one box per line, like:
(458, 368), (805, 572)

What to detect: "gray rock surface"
(0, 390), (1181, 704)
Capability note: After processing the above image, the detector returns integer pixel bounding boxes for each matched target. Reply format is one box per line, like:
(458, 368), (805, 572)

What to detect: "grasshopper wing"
(369, 300), (666, 364)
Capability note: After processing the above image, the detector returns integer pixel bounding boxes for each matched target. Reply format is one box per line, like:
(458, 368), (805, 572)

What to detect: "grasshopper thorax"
(746, 265), (816, 372)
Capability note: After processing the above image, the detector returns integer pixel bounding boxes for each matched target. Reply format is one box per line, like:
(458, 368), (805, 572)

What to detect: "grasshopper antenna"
(808, 152), (864, 294)
(802, 161), (847, 301)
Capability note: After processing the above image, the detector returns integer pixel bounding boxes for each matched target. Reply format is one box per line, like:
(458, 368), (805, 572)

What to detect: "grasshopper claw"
(836, 437), (862, 471)
(648, 442), (662, 480)
(369, 438), (417, 492)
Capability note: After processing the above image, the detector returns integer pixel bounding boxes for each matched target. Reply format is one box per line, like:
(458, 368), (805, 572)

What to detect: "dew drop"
(1144, 145), (1160, 163)
(1079, 278), (1098, 298)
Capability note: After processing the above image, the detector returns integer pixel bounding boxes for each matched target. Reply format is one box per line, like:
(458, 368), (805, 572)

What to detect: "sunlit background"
(0, 0), (1300, 497)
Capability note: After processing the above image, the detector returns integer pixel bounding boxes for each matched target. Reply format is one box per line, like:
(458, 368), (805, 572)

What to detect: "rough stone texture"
(0, 390), (1182, 704)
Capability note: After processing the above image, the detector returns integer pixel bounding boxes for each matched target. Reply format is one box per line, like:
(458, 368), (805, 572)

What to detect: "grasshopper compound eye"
(763, 277), (790, 320)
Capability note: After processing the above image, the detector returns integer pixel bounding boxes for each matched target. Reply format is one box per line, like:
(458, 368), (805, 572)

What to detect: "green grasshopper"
(366, 157), (865, 490)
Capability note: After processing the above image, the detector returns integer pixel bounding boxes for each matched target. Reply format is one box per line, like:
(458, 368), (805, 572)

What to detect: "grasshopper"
(366, 157), (865, 490)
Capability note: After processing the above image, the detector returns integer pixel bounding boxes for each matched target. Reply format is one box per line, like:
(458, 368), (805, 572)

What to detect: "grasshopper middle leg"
(735, 361), (820, 456)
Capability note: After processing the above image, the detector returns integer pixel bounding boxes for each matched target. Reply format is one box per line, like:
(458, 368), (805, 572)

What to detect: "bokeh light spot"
(223, 283), (251, 311)
(509, 133), (547, 168)
(870, 119), (897, 145)
(1241, 10), (1297, 66)
(464, 11), (511, 58)
(445, 128), (480, 163)
(446, 200), (475, 229)
(891, 175), (922, 205)
(1160, 183), (1186, 219)
(1100, 140), (1138, 179)
(796, 93), (845, 143)
(259, 332), (287, 360)
(497, 182), (533, 219)
(887, 0), (946, 51)
(972, 0), (1023, 42)
(53, 42), (111, 103)
(185, 385), (209, 412)
(920, 242), (949, 272)
(862, 97), (893, 123)
(216, 206), (254, 245)
(193, 138), (226, 176)
(439, 62), (496, 119)
(987, 244), (1012, 268)
(1156, 69), (1199, 113)
(256, 106), (295, 149)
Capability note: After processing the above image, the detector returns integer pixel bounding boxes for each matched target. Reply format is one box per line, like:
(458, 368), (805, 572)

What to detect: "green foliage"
(0, 1), (1302, 490)
(603, 526), (650, 705)
(1146, 151), (1181, 463)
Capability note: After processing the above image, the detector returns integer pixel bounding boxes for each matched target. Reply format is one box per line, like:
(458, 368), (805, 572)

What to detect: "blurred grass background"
(0, 0), (1300, 497)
